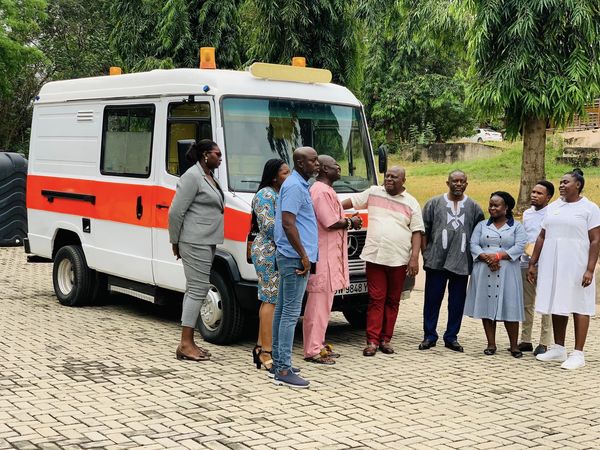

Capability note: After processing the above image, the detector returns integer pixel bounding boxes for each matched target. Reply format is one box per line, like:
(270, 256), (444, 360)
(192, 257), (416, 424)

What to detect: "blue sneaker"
(267, 366), (301, 378)
(273, 370), (310, 389)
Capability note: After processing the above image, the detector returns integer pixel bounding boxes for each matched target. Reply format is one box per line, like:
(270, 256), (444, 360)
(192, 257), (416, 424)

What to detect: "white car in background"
(468, 128), (503, 143)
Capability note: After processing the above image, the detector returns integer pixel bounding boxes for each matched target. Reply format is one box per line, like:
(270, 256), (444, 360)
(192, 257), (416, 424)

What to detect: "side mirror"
(378, 145), (388, 174)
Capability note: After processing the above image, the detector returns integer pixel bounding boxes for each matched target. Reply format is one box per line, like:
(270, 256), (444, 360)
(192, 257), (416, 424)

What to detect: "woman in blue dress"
(250, 159), (290, 370)
(464, 191), (527, 357)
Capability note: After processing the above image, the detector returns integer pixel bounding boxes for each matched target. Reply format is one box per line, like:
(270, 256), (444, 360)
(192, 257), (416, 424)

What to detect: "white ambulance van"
(25, 59), (387, 344)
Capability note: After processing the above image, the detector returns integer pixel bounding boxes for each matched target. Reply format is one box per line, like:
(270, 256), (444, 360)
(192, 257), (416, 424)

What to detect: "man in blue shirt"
(272, 147), (319, 389)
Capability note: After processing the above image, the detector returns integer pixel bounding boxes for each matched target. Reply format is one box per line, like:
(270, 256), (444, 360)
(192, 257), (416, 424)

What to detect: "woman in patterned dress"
(251, 159), (291, 370)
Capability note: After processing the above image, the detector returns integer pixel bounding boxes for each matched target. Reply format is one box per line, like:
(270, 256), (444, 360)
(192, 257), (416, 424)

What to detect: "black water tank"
(0, 152), (28, 246)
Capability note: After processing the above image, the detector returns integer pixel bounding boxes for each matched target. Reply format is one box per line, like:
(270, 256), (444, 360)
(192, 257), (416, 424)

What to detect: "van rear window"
(101, 105), (155, 177)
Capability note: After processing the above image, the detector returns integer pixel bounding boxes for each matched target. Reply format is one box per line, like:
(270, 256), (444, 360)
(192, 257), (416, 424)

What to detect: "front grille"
(347, 230), (366, 275)
(348, 259), (366, 274)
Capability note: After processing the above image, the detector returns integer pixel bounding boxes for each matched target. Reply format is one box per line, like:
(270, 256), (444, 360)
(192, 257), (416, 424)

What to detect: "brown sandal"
(304, 350), (336, 365)
(379, 342), (395, 354)
(363, 342), (378, 357)
(323, 344), (340, 358)
(176, 347), (210, 361)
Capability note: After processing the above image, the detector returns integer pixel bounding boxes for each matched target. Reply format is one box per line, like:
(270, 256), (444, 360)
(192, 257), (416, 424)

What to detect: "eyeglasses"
(207, 151), (222, 157)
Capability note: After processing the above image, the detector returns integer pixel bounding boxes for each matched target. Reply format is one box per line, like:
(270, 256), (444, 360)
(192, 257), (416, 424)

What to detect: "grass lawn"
(387, 140), (600, 211)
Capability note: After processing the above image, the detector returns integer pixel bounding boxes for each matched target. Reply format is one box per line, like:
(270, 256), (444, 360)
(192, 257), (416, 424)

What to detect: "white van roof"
(36, 68), (361, 106)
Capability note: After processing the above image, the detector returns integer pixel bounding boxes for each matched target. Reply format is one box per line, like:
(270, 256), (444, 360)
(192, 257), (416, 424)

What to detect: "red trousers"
(365, 262), (407, 344)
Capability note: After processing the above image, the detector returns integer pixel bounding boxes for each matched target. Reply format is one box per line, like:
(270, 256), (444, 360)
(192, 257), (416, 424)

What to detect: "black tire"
(343, 306), (367, 329)
(52, 245), (95, 306)
(196, 270), (245, 344)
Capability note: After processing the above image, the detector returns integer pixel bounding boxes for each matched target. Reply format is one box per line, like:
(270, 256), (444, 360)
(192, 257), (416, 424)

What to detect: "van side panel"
(27, 102), (156, 285)
(27, 104), (101, 258)
(29, 105), (101, 177)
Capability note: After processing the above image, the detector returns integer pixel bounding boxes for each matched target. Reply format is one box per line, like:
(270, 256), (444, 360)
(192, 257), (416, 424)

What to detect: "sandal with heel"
(252, 345), (261, 367)
(257, 350), (273, 370)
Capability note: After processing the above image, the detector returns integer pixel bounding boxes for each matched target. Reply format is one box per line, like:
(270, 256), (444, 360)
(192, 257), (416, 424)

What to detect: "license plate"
(335, 281), (367, 296)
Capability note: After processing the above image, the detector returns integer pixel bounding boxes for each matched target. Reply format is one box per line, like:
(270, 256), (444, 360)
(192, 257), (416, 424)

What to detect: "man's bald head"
(293, 147), (316, 165)
(387, 166), (405, 179)
(317, 155), (336, 171)
(316, 155), (340, 184)
(384, 166), (406, 195)
(293, 146), (319, 180)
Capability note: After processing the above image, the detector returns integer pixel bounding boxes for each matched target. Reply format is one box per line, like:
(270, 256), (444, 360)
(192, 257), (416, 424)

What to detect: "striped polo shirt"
(351, 186), (424, 267)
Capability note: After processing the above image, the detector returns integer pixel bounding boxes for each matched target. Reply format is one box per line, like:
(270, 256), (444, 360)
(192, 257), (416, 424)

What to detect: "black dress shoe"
(444, 341), (464, 352)
(517, 342), (534, 352)
(483, 346), (497, 355)
(418, 339), (437, 350)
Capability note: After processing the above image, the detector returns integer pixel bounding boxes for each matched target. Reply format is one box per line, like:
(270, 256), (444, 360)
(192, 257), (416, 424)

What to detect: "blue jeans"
(423, 268), (469, 343)
(272, 253), (309, 373)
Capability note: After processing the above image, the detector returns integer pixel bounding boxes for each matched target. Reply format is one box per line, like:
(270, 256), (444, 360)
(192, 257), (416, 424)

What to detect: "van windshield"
(221, 97), (376, 193)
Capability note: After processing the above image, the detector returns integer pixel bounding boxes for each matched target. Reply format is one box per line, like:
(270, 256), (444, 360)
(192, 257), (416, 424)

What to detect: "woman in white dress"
(528, 169), (600, 369)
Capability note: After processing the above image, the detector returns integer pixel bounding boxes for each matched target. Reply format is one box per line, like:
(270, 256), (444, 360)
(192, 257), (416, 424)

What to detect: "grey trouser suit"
(168, 163), (224, 328)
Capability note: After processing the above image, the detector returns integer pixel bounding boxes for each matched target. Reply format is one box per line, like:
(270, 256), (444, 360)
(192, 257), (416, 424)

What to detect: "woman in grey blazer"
(168, 139), (224, 361)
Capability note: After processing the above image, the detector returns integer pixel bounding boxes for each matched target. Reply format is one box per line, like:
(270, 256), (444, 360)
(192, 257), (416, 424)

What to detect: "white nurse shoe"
(536, 345), (567, 362)
(561, 351), (585, 370)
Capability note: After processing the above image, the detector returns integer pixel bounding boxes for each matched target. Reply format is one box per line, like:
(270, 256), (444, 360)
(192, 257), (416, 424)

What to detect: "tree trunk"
(517, 116), (546, 213)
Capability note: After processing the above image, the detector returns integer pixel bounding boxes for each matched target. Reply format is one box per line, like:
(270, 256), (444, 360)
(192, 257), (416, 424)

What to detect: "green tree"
(0, 0), (46, 96)
(40, 0), (116, 80)
(192, 0), (243, 69)
(1, 0), (117, 154)
(0, 0), (46, 151)
(359, 0), (476, 148)
(109, 0), (173, 71)
(246, 0), (361, 90)
(463, 0), (600, 209)
(110, 0), (244, 71)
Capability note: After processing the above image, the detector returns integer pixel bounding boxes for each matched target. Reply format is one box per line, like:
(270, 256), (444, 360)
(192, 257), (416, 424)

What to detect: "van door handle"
(136, 196), (143, 219)
(156, 204), (169, 209)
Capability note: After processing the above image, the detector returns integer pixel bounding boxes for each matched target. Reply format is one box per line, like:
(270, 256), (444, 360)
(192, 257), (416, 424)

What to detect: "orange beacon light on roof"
(292, 57), (306, 67)
(200, 47), (216, 69)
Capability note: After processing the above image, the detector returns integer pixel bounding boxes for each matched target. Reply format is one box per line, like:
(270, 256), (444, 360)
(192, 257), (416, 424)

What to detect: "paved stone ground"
(1, 246), (599, 450)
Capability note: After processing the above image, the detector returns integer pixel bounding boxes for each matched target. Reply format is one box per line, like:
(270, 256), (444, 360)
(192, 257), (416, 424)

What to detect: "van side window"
(101, 105), (155, 177)
(167, 102), (212, 176)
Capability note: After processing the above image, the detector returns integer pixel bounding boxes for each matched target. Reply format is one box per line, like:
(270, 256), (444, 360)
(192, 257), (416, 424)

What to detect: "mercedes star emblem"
(348, 234), (359, 257)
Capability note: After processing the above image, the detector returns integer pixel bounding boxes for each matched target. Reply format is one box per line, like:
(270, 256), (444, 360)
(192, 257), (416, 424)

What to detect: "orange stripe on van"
(26, 175), (252, 242)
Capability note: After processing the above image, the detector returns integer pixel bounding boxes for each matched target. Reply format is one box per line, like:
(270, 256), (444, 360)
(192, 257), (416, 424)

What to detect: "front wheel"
(196, 270), (245, 344)
(52, 245), (94, 306)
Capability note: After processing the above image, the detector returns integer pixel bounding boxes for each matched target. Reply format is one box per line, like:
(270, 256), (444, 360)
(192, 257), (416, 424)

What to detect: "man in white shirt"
(342, 167), (424, 356)
(519, 180), (554, 355)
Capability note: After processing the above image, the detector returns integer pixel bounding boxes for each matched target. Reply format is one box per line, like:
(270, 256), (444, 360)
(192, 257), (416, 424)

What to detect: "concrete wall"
(400, 143), (502, 163)
(556, 147), (600, 167)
